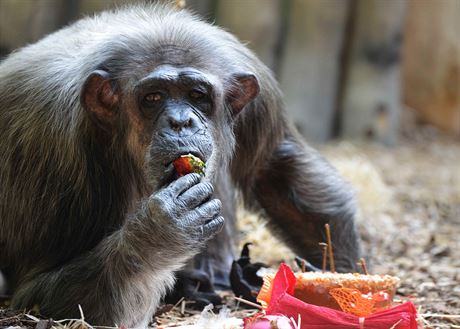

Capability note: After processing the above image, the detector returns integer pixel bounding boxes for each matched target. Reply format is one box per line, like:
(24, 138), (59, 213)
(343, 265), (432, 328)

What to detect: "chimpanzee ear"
(81, 70), (119, 128)
(227, 73), (260, 116)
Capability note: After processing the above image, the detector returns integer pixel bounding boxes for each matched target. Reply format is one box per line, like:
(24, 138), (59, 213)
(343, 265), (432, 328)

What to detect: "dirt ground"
(325, 129), (460, 329)
(234, 126), (459, 329)
(1, 125), (459, 329)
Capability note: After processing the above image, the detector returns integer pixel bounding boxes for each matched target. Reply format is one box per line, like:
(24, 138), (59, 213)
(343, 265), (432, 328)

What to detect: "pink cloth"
(264, 264), (418, 329)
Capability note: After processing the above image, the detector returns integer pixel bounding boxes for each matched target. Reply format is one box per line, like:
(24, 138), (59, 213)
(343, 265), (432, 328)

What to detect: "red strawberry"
(172, 154), (205, 177)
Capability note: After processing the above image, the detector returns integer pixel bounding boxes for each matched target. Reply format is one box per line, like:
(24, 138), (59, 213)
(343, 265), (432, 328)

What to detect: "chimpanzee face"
(137, 65), (217, 188)
(82, 61), (259, 191)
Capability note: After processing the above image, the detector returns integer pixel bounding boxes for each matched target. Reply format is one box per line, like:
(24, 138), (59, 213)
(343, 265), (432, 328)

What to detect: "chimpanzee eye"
(144, 92), (163, 105)
(189, 89), (206, 100)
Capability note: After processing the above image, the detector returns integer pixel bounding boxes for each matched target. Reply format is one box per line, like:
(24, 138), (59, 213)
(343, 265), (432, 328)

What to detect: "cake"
(258, 271), (400, 315)
(293, 271), (400, 310)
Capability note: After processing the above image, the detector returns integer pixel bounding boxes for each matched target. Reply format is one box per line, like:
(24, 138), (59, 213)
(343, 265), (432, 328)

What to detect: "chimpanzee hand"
(148, 173), (224, 245)
(148, 174), (224, 308)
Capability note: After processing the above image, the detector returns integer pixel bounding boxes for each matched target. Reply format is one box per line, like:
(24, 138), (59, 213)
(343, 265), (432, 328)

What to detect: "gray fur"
(0, 3), (360, 327)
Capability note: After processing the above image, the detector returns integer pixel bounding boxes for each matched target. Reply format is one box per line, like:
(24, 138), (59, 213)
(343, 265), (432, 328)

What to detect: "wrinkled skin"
(148, 174), (223, 243)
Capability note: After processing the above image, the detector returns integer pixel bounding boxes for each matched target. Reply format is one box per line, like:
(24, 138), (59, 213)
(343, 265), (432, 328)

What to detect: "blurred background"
(0, 0), (459, 144)
(1, 1), (459, 326)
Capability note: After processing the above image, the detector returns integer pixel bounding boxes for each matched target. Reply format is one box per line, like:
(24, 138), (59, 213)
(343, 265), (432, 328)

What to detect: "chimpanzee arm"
(255, 135), (360, 271)
(232, 84), (361, 272)
(11, 175), (223, 327)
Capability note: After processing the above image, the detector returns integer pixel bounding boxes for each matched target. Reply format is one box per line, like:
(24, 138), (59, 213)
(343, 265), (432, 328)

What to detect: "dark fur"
(0, 3), (360, 327)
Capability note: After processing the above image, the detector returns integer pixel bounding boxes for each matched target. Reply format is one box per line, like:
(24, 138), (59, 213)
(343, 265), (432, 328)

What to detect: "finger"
(201, 216), (225, 238)
(178, 182), (214, 208)
(193, 199), (222, 223)
(167, 173), (201, 196)
(182, 199), (222, 228)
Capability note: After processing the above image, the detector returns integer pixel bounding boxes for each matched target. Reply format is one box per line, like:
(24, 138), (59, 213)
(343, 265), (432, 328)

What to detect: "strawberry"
(172, 154), (206, 177)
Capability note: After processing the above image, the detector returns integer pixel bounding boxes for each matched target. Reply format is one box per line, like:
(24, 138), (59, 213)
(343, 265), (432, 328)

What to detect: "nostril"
(168, 118), (182, 131)
(168, 117), (194, 131)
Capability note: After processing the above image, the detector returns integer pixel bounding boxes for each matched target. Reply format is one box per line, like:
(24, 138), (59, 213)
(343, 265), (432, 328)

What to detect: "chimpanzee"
(0, 3), (360, 327)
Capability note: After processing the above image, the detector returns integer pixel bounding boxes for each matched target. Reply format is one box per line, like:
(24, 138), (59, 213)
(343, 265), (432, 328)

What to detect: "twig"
(235, 295), (241, 311)
(25, 314), (117, 329)
(389, 319), (402, 329)
(319, 242), (328, 273)
(419, 316), (432, 328)
(288, 314), (302, 329)
(291, 314), (301, 329)
(233, 296), (263, 310)
(24, 314), (40, 322)
(75, 304), (94, 329)
(419, 313), (460, 319)
(172, 296), (185, 310)
(358, 258), (369, 275)
(325, 224), (335, 272)
(0, 315), (21, 323)
(180, 300), (186, 315)
(194, 281), (201, 293)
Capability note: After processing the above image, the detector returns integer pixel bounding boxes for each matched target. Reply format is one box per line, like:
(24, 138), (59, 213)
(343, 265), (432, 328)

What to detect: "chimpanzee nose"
(161, 108), (200, 136)
(168, 116), (193, 131)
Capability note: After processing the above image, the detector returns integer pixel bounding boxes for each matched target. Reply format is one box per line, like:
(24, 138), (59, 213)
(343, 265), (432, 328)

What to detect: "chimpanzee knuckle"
(215, 215), (225, 228)
(189, 198), (220, 222)
(215, 217), (225, 234)
(189, 173), (202, 184)
(176, 214), (192, 229)
(205, 199), (222, 215)
(182, 211), (204, 228)
(212, 198), (222, 212)
(151, 193), (165, 208)
(196, 183), (214, 202)
(176, 197), (189, 211)
(191, 183), (212, 201)
(160, 187), (176, 202)
(149, 192), (165, 205)
(149, 193), (175, 217)
(202, 182), (214, 195)
(202, 216), (225, 238)
(170, 173), (201, 195)
(147, 194), (161, 213)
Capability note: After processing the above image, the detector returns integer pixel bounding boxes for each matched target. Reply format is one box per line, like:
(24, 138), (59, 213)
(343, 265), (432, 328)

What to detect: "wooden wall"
(402, 0), (460, 136)
(0, 0), (457, 142)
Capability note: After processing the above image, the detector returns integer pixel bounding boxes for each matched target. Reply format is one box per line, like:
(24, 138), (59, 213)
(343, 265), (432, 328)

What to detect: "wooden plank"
(279, 0), (349, 142)
(215, 0), (281, 70)
(402, 0), (460, 136)
(0, 0), (40, 56)
(340, 0), (406, 145)
(0, 0), (79, 57)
